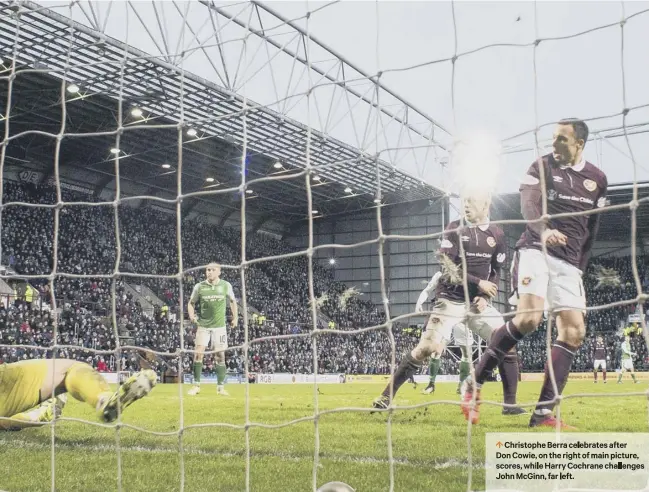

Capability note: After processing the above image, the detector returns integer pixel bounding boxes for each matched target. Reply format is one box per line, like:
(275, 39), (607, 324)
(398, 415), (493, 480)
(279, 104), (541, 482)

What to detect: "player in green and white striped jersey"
(187, 263), (238, 396)
(617, 335), (638, 384)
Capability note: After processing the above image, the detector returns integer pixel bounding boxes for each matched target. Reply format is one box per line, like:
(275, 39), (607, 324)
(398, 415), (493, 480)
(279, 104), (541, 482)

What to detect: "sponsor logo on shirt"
(486, 237), (496, 248)
(553, 176), (563, 183)
(558, 193), (594, 205)
(583, 179), (597, 192)
(466, 252), (492, 258)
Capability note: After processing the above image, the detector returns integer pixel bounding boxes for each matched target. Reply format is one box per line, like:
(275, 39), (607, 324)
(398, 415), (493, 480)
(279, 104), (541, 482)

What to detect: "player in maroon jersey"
(592, 335), (608, 383)
(461, 118), (608, 429)
(373, 193), (523, 413)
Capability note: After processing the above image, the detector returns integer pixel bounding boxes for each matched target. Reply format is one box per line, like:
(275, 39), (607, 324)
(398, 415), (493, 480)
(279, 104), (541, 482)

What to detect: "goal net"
(1, 1), (648, 491)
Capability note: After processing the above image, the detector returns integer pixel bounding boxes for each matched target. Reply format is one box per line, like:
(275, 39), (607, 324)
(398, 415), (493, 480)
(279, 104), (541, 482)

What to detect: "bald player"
(188, 263), (237, 396)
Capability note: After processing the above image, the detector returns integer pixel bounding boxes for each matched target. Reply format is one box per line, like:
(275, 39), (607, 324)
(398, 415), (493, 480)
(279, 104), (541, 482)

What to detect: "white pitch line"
(2, 438), (482, 470)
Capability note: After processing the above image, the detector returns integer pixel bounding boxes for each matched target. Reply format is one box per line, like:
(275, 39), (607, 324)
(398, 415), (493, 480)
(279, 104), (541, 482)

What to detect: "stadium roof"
(0, 1), (447, 233)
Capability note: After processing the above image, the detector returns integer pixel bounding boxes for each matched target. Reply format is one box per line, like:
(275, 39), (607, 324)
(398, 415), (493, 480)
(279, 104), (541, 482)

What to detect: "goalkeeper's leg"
(0, 360), (155, 426)
(61, 360), (156, 423)
(0, 395), (67, 431)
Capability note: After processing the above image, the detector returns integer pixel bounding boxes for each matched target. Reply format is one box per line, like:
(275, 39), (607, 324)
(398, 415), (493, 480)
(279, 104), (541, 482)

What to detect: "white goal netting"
(1, 1), (648, 491)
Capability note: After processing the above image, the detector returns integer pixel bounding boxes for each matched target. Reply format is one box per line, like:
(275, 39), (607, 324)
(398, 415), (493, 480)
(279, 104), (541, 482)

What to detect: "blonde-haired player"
(373, 193), (523, 414)
(0, 359), (156, 430)
(188, 263), (237, 396)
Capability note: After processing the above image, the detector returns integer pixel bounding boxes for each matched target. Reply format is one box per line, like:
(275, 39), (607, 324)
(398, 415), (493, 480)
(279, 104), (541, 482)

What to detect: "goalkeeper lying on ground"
(0, 359), (156, 431)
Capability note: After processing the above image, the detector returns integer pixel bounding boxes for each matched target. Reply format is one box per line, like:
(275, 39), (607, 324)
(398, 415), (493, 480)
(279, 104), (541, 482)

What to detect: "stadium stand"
(1, 182), (647, 377)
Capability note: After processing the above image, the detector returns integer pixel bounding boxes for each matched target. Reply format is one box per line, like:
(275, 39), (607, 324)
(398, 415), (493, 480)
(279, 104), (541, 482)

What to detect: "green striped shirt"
(190, 279), (235, 328)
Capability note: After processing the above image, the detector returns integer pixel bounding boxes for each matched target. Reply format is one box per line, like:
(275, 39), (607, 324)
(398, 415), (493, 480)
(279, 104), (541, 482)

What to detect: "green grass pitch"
(1, 380), (646, 491)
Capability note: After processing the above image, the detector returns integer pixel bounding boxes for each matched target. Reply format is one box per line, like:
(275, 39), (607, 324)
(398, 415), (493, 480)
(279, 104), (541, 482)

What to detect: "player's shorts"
(196, 327), (228, 352)
(621, 359), (634, 372)
(0, 360), (49, 418)
(512, 248), (585, 312)
(593, 359), (607, 370)
(422, 299), (504, 346)
(452, 322), (474, 348)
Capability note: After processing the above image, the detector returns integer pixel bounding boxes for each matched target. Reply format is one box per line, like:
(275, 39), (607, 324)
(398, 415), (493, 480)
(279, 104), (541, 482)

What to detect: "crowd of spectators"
(0, 181), (647, 379)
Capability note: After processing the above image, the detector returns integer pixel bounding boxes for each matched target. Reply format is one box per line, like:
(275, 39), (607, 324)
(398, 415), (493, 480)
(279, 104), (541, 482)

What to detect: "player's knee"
(514, 311), (542, 333)
(412, 340), (435, 361)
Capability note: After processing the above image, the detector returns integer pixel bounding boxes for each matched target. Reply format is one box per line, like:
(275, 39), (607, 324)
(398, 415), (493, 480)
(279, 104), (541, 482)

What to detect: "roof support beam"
(218, 208), (238, 227)
(250, 214), (272, 233)
(93, 175), (114, 198)
(181, 197), (199, 218)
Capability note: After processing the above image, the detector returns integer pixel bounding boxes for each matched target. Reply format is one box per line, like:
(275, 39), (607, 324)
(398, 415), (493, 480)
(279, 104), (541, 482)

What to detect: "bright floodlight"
(131, 107), (143, 118)
(312, 210), (318, 214)
(313, 176), (321, 181)
(206, 177), (215, 183)
(452, 133), (502, 198)
(161, 164), (171, 169)
(66, 84), (79, 94)
(245, 189), (253, 194)
(344, 187), (352, 193)
(273, 161), (282, 169)
(329, 258), (336, 265)
(110, 148), (120, 154)
(187, 128), (197, 137)
(373, 198), (381, 204)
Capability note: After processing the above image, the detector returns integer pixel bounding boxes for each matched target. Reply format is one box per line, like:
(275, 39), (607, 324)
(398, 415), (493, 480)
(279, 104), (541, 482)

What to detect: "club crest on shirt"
(583, 179), (597, 192)
(547, 189), (557, 201)
(486, 237), (496, 248)
(521, 277), (532, 286)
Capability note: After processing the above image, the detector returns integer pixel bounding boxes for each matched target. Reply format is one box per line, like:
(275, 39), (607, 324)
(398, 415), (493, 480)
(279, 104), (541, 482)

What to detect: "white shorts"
(513, 248), (585, 312)
(593, 359), (607, 370)
(621, 359), (634, 372)
(196, 327), (228, 352)
(423, 299), (504, 347)
(452, 322), (474, 348)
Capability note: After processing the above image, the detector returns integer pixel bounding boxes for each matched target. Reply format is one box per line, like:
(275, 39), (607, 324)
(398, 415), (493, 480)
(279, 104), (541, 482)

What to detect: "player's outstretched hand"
(478, 280), (497, 298)
(542, 229), (568, 247)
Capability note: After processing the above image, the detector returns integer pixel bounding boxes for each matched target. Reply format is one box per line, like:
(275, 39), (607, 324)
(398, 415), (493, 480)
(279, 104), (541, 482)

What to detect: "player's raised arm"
(415, 271), (442, 313)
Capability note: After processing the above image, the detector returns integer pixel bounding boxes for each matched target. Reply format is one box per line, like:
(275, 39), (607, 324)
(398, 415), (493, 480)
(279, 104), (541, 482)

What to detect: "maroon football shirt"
(436, 219), (507, 302)
(517, 154), (608, 271)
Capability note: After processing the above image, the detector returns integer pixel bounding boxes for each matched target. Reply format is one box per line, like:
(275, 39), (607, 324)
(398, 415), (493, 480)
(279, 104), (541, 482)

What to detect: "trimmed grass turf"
(0, 380), (646, 491)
